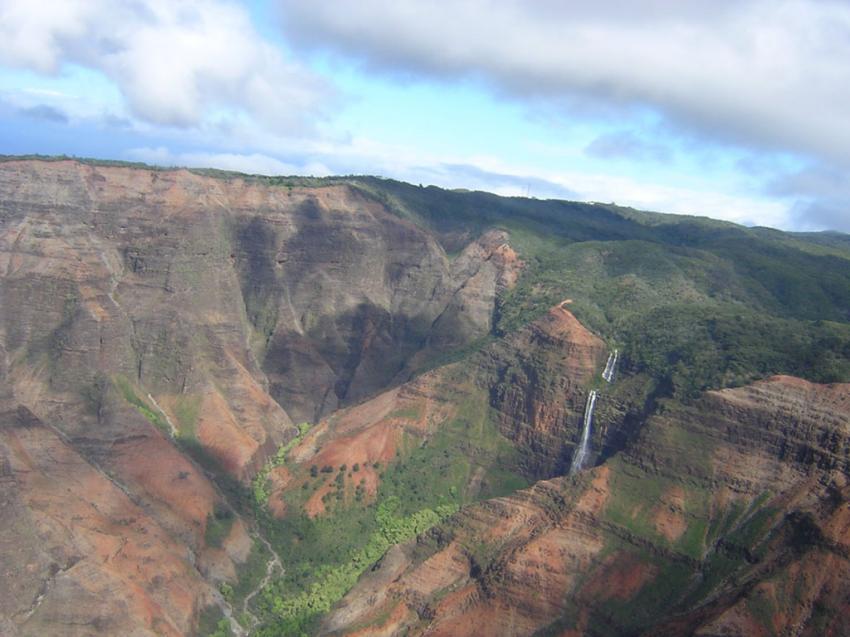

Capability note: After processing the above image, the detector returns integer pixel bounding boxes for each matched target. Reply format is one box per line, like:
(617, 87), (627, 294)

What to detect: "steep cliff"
(0, 159), (522, 635)
(270, 301), (608, 515)
(0, 403), (243, 637)
(322, 376), (850, 637)
(481, 302), (608, 478)
(0, 159), (521, 474)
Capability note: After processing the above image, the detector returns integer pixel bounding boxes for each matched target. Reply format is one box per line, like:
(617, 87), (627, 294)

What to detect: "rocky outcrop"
(0, 160), (295, 481)
(479, 302), (608, 478)
(0, 159), (521, 442)
(4, 158), (849, 637)
(322, 376), (850, 637)
(246, 197), (522, 421)
(271, 364), (463, 518)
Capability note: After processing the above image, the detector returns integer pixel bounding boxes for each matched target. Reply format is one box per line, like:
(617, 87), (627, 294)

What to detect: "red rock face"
(269, 303), (606, 519)
(0, 157), (522, 431)
(0, 406), (215, 637)
(0, 159), (526, 479)
(3, 159), (849, 637)
(0, 159), (527, 634)
(482, 304), (608, 477)
(0, 160), (297, 483)
(321, 376), (850, 637)
(272, 367), (461, 518)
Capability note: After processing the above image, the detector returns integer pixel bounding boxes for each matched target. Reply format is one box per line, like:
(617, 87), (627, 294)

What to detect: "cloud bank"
(278, 0), (850, 164)
(0, 0), (331, 132)
(277, 0), (850, 230)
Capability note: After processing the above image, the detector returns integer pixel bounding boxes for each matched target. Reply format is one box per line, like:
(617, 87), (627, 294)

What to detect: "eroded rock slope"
(323, 376), (850, 637)
(0, 159), (520, 635)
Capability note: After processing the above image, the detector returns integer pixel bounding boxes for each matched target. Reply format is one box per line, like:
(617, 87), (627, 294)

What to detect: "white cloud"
(0, 0), (332, 132)
(0, 0), (841, 232)
(768, 164), (850, 232)
(565, 172), (792, 229)
(443, 154), (792, 229)
(273, 0), (850, 232)
(278, 0), (850, 167)
(126, 146), (330, 176)
(214, 130), (792, 229)
(585, 130), (672, 163)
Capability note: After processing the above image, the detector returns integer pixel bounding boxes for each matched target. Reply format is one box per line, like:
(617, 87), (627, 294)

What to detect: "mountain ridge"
(4, 153), (848, 240)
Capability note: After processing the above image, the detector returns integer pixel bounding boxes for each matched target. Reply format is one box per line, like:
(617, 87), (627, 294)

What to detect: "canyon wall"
(323, 375), (850, 636)
(0, 159), (519, 635)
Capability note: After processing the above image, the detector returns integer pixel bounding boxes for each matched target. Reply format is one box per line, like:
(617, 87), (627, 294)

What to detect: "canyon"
(1, 158), (849, 636)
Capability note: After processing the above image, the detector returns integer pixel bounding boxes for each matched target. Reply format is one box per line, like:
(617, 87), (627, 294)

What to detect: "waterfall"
(602, 349), (619, 383)
(570, 390), (597, 475)
(569, 349), (615, 475)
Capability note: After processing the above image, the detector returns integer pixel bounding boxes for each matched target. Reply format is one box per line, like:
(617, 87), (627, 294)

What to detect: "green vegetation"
(346, 178), (850, 399)
(230, 540), (272, 609)
(727, 501), (780, 554)
(496, 236), (850, 399)
(622, 305), (850, 398)
(388, 404), (423, 421)
(0, 153), (170, 171)
(173, 394), (201, 437)
(15, 154), (850, 400)
(746, 587), (779, 630)
(113, 375), (171, 435)
(250, 377), (527, 635)
(602, 559), (695, 632)
(377, 386), (529, 516)
(253, 422), (311, 507)
(682, 550), (742, 608)
(681, 497), (778, 609)
(604, 458), (668, 538)
(197, 605), (232, 637)
(19, 156), (849, 634)
(255, 498), (458, 636)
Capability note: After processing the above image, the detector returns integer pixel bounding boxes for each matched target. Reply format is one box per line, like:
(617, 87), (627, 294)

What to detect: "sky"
(0, 0), (848, 232)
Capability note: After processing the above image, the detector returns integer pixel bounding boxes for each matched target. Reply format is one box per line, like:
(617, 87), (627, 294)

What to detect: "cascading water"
(602, 349), (619, 383)
(570, 350), (616, 474)
(570, 389), (597, 475)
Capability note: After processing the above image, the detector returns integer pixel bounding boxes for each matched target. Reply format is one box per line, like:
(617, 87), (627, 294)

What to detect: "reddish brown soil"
(284, 371), (457, 517)
(653, 485), (687, 542)
(196, 390), (261, 478)
(582, 551), (658, 602)
(1, 412), (214, 636)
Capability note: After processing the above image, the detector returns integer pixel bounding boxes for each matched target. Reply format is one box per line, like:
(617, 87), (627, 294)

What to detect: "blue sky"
(0, 0), (848, 232)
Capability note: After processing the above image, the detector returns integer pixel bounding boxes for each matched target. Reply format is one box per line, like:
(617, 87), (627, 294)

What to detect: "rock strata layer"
(322, 376), (850, 636)
(0, 159), (521, 635)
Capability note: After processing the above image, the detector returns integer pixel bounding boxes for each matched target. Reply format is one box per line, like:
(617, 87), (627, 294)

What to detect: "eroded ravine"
(242, 534), (283, 632)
